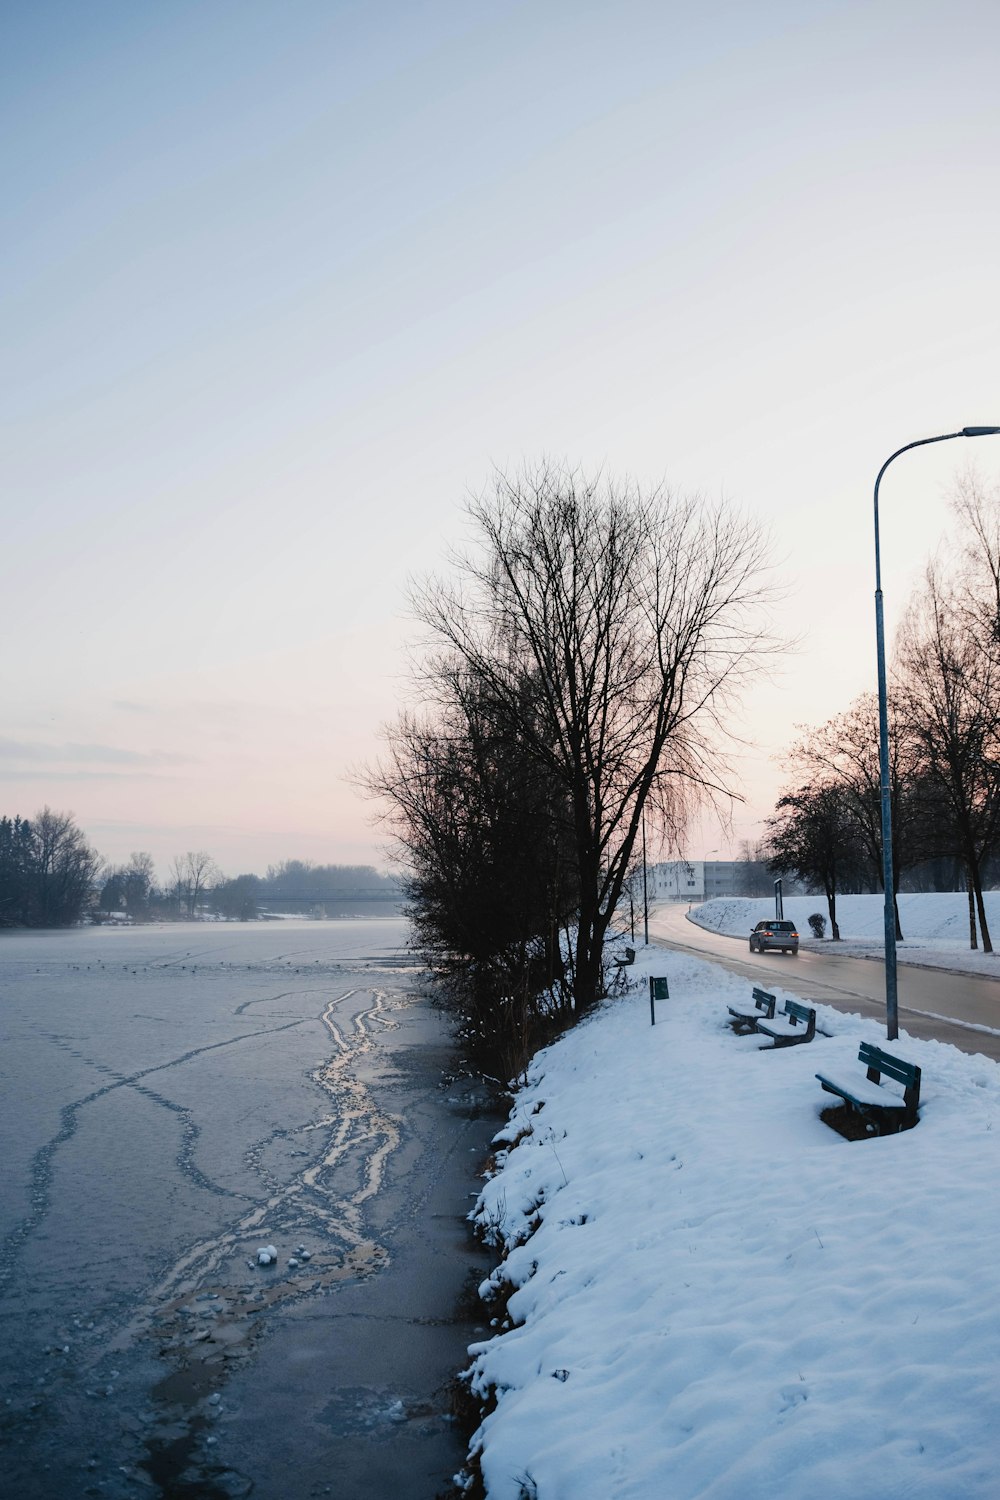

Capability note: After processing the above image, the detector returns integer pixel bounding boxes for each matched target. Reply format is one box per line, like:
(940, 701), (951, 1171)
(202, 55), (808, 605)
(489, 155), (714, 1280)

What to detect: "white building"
(649, 860), (742, 903)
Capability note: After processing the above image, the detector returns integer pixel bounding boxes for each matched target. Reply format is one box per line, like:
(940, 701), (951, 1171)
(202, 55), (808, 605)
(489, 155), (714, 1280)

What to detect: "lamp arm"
(873, 431), (964, 591)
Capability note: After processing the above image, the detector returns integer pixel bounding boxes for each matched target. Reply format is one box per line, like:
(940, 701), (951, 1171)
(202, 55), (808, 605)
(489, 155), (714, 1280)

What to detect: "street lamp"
(703, 849), (717, 904)
(874, 425), (1000, 1040)
(641, 812), (652, 945)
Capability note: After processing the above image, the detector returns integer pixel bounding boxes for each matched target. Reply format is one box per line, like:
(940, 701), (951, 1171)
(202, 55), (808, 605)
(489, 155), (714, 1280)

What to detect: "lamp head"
(962, 426), (1000, 437)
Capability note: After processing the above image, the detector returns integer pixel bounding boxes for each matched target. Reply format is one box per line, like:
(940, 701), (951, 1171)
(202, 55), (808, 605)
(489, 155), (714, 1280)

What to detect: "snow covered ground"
(690, 891), (1000, 977)
(462, 943), (1000, 1499)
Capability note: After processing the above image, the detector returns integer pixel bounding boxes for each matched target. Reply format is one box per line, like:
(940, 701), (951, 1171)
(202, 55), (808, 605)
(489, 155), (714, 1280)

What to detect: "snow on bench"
(727, 986), (776, 1031)
(756, 998), (816, 1049)
(816, 1041), (921, 1135)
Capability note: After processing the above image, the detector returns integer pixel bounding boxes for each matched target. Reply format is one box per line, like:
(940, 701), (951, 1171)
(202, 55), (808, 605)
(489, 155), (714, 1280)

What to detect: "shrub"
(807, 912), (826, 939)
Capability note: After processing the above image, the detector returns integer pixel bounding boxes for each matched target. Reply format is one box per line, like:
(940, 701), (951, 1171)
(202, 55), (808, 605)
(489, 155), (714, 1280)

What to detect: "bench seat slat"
(816, 1069), (907, 1109)
(757, 998), (815, 1045)
(757, 1016), (806, 1038)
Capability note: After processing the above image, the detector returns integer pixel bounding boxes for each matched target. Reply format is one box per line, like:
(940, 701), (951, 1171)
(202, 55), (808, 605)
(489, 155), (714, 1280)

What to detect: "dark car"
(749, 919), (799, 954)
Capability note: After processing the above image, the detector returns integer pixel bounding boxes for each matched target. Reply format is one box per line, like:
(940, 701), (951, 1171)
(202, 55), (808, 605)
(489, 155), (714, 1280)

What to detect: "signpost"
(649, 975), (669, 1024)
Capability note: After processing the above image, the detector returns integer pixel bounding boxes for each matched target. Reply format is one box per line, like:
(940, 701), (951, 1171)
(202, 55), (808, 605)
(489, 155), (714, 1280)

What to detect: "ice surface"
(0, 918), (494, 1500)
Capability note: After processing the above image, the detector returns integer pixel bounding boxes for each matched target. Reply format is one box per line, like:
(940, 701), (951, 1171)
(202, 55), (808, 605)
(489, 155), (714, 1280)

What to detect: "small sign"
(649, 974), (669, 1024)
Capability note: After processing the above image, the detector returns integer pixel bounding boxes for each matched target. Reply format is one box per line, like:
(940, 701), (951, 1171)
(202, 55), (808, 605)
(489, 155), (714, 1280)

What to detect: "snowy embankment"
(462, 945), (1000, 1500)
(691, 891), (1000, 977)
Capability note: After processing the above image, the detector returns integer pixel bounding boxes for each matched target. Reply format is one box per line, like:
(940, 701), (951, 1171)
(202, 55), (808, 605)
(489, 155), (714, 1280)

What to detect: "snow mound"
(464, 945), (1000, 1499)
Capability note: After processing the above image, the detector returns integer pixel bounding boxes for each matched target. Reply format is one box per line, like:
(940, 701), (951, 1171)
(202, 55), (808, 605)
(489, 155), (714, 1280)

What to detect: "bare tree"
(785, 694), (925, 939)
(896, 564), (1000, 951)
(367, 670), (579, 1074)
(24, 808), (102, 926)
(735, 839), (773, 898)
(951, 465), (1000, 645)
(765, 783), (863, 940)
(410, 462), (777, 1010)
(618, 858), (646, 939)
(121, 851), (156, 917)
(169, 850), (219, 919)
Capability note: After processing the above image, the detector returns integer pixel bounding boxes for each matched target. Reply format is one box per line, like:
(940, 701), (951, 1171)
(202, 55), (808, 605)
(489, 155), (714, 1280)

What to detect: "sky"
(3, 0), (1000, 879)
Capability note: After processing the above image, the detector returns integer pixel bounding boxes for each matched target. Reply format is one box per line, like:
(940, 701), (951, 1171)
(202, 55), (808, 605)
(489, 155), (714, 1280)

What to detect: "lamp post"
(703, 849), (717, 905)
(641, 811), (649, 946)
(874, 425), (1000, 1040)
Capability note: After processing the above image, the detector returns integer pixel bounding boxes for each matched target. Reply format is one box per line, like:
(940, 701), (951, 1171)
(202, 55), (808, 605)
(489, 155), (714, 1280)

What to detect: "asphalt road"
(647, 903), (1000, 1062)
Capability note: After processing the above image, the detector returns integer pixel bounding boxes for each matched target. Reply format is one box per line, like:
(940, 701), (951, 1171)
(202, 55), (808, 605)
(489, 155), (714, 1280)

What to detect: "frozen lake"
(0, 920), (497, 1498)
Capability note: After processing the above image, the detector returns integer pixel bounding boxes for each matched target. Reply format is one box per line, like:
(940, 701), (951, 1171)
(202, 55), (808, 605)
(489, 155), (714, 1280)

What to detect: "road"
(647, 903), (1000, 1062)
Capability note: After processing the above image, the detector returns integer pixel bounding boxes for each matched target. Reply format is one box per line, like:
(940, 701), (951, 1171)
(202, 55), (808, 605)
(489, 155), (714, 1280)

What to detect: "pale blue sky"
(3, 1), (999, 875)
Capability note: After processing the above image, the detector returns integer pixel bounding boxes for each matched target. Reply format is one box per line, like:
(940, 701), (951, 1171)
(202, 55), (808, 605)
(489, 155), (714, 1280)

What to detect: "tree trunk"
(971, 855), (993, 953)
(883, 841), (904, 940)
(573, 889), (605, 1011)
(826, 884), (841, 941)
(967, 871), (978, 950)
(573, 944), (602, 1011)
(890, 849), (904, 939)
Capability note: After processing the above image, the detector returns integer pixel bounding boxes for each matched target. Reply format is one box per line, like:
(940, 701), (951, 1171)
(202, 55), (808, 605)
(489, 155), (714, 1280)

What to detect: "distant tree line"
(735, 840), (782, 898)
(0, 811), (400, 929)
(366, 462), (777, 1077)
(260, 860), (401, 906)
(101, 855), (401, 922)
(765, 467), (1000, 950)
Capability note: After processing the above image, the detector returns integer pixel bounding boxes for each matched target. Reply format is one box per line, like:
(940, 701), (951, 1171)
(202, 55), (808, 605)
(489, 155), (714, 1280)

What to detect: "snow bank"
(464, 947), (1000, 1499)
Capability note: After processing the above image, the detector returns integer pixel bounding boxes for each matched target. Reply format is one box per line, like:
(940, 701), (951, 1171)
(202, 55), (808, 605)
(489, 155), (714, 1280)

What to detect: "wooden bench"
(728, 986), (776, 1031)
(816, 1042), (921, 1135)
(756, 997), (816, 1048)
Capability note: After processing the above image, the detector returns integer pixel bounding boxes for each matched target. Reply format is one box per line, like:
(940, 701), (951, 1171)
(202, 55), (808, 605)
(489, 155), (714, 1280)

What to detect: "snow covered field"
(463, 944), (1000, 1499)
(691, 891), (1000, 977)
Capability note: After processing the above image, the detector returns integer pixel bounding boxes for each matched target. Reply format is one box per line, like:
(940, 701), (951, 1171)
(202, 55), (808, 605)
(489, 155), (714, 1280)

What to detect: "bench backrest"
(752, 987), (776, 1018)
(783, 999), (815, 1030)
(859, 1042), (921, 1110)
